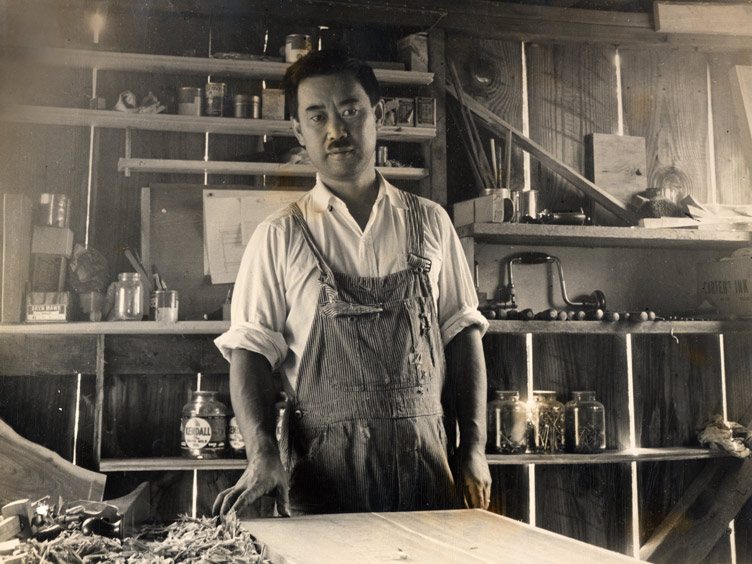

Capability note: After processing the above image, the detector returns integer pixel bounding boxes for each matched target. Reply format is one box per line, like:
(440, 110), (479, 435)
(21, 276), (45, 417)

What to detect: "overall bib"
(285, 191), (457, 514)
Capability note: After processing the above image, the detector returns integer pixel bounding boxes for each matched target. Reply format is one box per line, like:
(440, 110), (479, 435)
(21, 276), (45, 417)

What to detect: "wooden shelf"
(118, 158), (429, 179)
(99, 457), (247, 471)
(487, 447), (728, 465)
(100, 447), (726, 471)
(0, 320), (229, 335)
(456, 222), (752, 249)
(1, 106), (436, 142)
(5, 47), (435, 86)
(485, 320), (752, 335)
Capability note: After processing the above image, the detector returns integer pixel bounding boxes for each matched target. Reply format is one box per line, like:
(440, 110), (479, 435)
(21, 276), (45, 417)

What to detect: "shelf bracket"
(124, 127), (132, 177)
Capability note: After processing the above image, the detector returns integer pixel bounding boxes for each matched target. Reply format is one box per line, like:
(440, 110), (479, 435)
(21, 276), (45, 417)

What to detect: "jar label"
(181, 416), (226, 450)
(228, 416), (245, 451)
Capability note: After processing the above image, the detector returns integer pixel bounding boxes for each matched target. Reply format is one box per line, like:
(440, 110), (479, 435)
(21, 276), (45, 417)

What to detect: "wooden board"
(654, 2), (752, 37)
(536, 464), (632, 556)
(242, 509), (637, 563)
(0, 418), (105, 506)
(707, 54), (752, 207)
(584, 133), (647, 209)
(526, 43), (619, 217)
(728, 65), (752, 190)
(0, 335), (97, 376)
(105, 335), (228, 376)
(620, 47), (710, 203)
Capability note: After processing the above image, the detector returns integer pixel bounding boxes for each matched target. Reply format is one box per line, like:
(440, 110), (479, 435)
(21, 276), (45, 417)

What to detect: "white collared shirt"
(214, 173), (488, 391)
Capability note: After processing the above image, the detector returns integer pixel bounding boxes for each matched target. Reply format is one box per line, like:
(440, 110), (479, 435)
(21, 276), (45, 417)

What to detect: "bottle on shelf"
(530, 390), (564, 454)
(227, 414), (246, 458)
(564, 391), (606, 454)
(180, 388), (227, 459)
(486, 390), (528, 454)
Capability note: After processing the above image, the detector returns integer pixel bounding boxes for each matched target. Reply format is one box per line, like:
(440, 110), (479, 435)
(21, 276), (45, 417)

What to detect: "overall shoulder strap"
(288, 203), (338, 300)
(403, 192), (432, 273)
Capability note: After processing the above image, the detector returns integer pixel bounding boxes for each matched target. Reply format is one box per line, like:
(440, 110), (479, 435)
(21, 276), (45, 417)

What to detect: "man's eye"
(310, 114), (325, 123)
(342, 108), (358, 117)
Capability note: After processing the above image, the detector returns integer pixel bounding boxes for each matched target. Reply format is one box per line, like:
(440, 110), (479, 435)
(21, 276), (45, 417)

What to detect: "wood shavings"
(698, 414), (752, 458)
(10, 513), (269, 563)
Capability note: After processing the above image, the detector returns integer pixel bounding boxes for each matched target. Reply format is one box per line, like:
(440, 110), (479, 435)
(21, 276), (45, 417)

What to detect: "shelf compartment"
(118, 158), (429, 179)
(485, 320), (752, 335)
(487, 447), (728, 465)
(456, 222), (752, 249)
(99, 447), (727, 471)
(6, 47), (435, 86)
(0, 321), (230, 335)
(1, 106), (436, 142)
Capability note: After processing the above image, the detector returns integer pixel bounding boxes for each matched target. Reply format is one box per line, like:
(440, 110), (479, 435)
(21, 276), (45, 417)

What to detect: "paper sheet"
(203, 190), (305, 284)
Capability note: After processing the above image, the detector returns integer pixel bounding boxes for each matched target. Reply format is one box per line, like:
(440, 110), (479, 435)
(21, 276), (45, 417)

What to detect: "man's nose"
(326, 114), (348, 140)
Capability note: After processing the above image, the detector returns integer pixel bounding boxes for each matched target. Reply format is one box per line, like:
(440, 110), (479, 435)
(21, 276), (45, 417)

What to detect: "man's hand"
(212, 451), (290, 518)
(461, 447), (492, 510)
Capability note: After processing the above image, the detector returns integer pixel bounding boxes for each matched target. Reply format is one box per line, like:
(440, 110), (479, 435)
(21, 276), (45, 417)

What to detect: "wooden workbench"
(243, 509), (639, 563)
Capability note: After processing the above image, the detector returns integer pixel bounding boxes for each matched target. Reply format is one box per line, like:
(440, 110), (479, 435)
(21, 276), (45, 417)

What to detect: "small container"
(251, 95), (261, 119)
(205, 82), (227, 117)
(285, 34), (312, 63)
(151, 289), (179, 323)
(565, 391), (606, 454)
(376, 145), (388, 166)
(178, 86), (202, 116)
(228, 415), (245, 457)
(112, 272), (143, 321)
(233, 94), (250, 118)
(180, 389), (227, 459)
(38, 193), (70, 228)
(530, 390), (564, 454)
(487, 390), (528, 454)
(261, 88), (285, 120)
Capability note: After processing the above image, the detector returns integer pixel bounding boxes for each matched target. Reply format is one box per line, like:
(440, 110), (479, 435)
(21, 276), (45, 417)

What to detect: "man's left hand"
(461, 447), (492, 509)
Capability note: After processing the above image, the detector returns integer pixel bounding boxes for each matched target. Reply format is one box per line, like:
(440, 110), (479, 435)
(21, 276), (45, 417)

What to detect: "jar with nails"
(487, 390), (528, 454)
(530, 390), (564, 453)
(564, 391), (606, 454)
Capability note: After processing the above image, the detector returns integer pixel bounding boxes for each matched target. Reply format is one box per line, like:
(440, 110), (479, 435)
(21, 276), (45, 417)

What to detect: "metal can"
(178, 86), (202, 116)
(233, 94), (250, 118)
(251, 95), (261, 119)
(38, 193), (70, 228)
(204, 82), (227, 117)
(180, 390), (227, 459)
(285, 34), (312, 63)
(376, 145), (388, 166)
(227, 415), (245, 457)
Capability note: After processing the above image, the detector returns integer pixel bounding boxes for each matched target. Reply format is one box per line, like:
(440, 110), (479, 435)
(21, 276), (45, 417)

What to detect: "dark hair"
(283, 49), (380, 120)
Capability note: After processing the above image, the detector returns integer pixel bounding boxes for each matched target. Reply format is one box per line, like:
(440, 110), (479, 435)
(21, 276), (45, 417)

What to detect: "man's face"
(292, 72), (382, 185)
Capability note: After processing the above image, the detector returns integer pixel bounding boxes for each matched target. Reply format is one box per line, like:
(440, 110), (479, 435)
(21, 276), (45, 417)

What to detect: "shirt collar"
(309, 171), (408, 213)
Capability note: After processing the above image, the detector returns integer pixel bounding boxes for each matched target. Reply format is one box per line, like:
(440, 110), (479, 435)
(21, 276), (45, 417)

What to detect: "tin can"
(233, 94), (250, 118)
(205, 82), (227, 117)
(38, 193), (70, 228)
(178, 87), (202, 116)
(251, 95), (261, 119)
(227, 415), (245, 457)
(180, 390), (227, 459)
(376, 145), (388, 166)
(285, 34), (312, 63)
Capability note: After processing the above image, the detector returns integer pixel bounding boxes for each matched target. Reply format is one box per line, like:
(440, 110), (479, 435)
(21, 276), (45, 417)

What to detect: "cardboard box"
(25, 291), (73, 323)
(31, 226), (74, 257)
(0, 194), (33, 323)
(262, 88), (285, 121)
(397, 33), (428, 72)
(415, 97), (436, 127)
(453, 194), (509, 226)
(697, 253), (752, 316)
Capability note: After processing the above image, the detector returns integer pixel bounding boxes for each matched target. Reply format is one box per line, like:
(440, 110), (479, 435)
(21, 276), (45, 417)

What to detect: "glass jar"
(227, 415), (245, 458)
(180, 390), (227, 459)
(113, 272), (143, 321)
(565, 391), (606, 454)
(487, 390), (528, 454)
(530, 390), (564, 453)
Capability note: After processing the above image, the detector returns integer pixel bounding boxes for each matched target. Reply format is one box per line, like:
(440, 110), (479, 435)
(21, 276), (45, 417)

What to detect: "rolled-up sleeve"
(433, 206), (489, 346)
(214, 221), (289, 369)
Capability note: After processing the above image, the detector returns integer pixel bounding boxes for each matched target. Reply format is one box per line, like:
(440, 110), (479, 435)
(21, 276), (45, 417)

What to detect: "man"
(213, 49), (490, 517)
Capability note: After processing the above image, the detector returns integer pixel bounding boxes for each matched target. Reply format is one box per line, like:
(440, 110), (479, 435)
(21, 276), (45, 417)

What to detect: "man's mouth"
(327, 146), (355, 155)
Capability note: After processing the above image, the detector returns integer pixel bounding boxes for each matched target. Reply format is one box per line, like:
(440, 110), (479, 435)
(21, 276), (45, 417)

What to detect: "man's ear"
(374, 99), (385, 128)
(292, 118), (306, 146)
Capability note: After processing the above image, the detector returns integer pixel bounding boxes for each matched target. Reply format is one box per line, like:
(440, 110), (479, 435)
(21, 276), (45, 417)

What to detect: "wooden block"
(585, 133), (647, 208)
(730, 66), (752, 171)
(0, 516), (21, 542)
(452, 199), (475, 227)
(31, 226), (74, 257)
(654, 2), (752, 37)
(3, 555), (24, 564)
(0, 538), (20, 555)
(1, 501), (31, 540)
(0, 194), (33, 323)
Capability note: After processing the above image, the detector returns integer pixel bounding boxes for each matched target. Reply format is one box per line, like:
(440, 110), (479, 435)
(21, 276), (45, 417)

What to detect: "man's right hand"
(212, 451), (291, 518)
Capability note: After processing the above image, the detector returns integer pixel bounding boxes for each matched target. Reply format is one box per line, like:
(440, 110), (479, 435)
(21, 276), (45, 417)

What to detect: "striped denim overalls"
(284, 191), (457, 514)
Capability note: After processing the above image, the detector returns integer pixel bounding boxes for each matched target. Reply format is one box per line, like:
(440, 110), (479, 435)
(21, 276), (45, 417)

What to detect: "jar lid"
(234, 94), (251, 102)
(493, 390), (519, 399)
(532, 390), (557, 399)
(118, 272), (141, 281)
(571, 390), (597, 400)
(192, 390), (219, 398)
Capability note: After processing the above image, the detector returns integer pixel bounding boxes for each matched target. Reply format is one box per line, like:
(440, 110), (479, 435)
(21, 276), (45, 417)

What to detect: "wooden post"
(422, 28), (447, 206)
